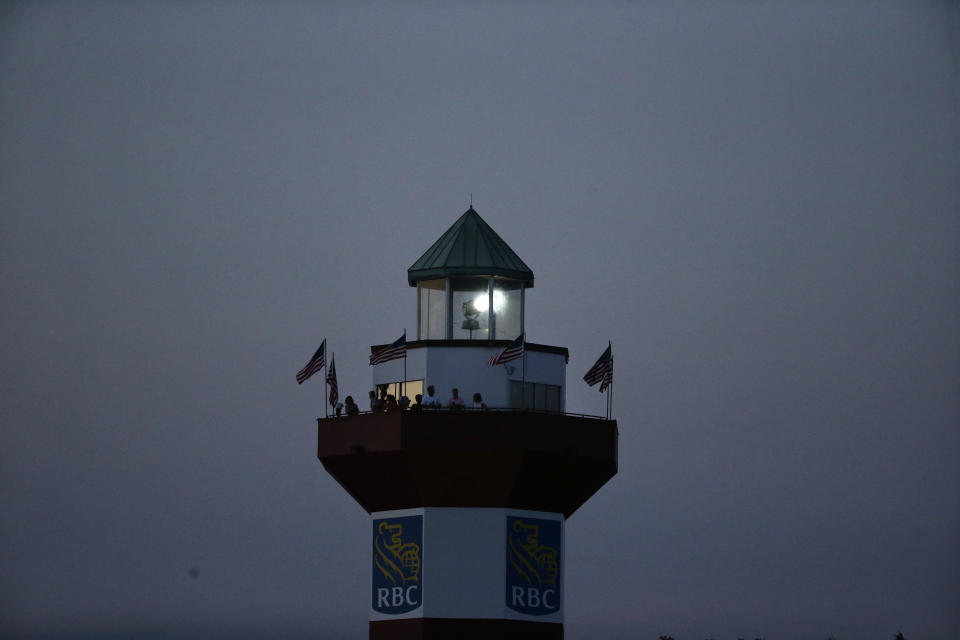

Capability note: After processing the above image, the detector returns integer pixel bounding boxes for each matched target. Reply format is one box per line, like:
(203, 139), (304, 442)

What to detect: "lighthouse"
(317, 207), (618, 639)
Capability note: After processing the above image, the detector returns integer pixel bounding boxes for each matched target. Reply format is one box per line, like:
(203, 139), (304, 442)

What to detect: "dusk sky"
(1, 2), (958, 639)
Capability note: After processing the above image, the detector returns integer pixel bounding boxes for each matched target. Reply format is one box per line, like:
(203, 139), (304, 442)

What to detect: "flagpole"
(606, 376), (610, 420)
(607, 349), (613, 420)
(603, 373), (607, 419)
(324, 339), (328, 419)
(522, 336), (527, 410)
(402, 329), (407, 401)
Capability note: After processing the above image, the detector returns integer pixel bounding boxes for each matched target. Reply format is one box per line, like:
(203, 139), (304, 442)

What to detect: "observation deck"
(317, 409), (618, 518)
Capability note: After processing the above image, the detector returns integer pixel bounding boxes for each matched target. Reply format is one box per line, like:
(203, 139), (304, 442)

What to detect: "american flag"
(295, 339), (325, 384)
(369, 333), (407, 365)
(583, 342), (613, 392)
(326, 355), (339, 407)
(487, 333), (524, 365)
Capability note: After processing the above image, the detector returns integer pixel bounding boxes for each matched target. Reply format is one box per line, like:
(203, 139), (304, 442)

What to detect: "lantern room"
(408, 207), (533, 341)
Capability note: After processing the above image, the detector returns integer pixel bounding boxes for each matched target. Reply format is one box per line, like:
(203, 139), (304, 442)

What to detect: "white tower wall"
(372, 345), (566, 410)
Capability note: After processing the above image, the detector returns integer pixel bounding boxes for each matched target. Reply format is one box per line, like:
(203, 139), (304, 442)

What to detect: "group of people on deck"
(340, 385), (488, 417)
(420, 386), (486, 410)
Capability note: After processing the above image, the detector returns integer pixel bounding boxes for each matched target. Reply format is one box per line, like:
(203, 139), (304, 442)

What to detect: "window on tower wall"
(451, 277), (490, 340)
(418, 279), (446, 340)
(509, 381), (562, 412)
(379, 380), (424, 406)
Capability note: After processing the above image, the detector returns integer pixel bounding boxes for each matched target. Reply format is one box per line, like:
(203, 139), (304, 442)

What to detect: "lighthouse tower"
(317, 208), (618, 640)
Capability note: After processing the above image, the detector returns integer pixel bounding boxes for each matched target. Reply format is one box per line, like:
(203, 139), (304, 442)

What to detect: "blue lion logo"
(374, 521), (421, 586)
(506, 516), (561, 615)
(372, 516), (422, 614)
(508, 519), (558, 588)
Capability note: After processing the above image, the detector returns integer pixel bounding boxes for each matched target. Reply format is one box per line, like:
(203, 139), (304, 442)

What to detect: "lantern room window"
(493, 279), (523, 340)
(418, 279), (446, 340)
(452, 277), (490, 340)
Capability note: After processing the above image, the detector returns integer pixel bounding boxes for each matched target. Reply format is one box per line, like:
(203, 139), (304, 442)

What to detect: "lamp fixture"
(472, 290), (505, 314)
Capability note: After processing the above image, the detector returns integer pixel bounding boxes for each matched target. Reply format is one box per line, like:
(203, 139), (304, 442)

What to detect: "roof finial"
(470, 192), (472, 209)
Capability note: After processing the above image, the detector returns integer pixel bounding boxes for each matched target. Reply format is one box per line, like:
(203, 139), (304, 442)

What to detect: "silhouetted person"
(344, 396), (359, 416)
(472, 392), (487, 410)
(410, 394), (423, 412)
(423, 385), (441, 408)
(384, 394), (399, 412)
(447, 388), (465, 410)
(374, 387), (389, 412)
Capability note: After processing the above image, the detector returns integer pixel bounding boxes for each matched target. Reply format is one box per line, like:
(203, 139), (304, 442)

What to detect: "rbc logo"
(505, 516), (561, 616)
(372, 516), (422, 614)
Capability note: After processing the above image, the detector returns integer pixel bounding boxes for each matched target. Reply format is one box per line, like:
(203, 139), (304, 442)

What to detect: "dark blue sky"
(1, 2), (957, 639)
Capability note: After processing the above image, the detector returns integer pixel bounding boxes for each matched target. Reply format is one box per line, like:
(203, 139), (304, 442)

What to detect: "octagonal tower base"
(318, 409), (617, 639)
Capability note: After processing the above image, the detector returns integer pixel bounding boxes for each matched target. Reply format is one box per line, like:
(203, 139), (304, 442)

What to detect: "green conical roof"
(407, 207), (534, 287)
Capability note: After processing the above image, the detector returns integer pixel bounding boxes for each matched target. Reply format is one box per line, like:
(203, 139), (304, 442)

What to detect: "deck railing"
(321, 407), (610, 421)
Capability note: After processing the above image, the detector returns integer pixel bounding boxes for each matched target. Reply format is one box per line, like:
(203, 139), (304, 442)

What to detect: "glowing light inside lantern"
(472, 290), (505, 313)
